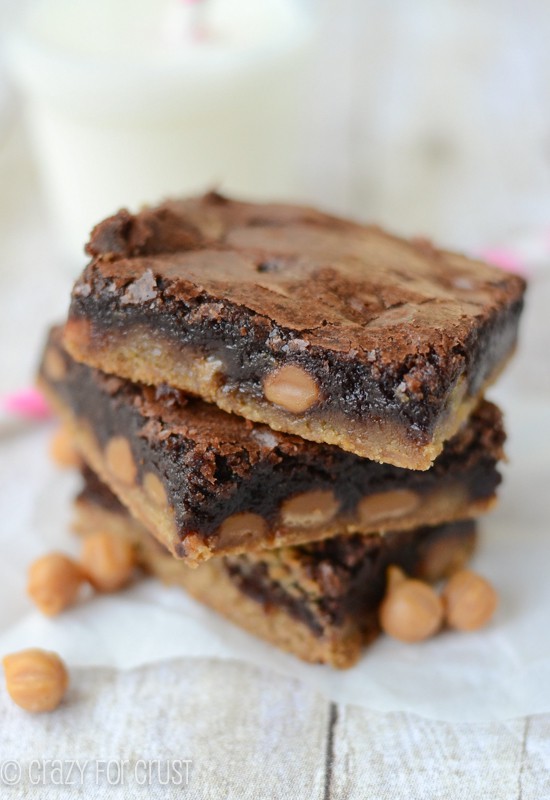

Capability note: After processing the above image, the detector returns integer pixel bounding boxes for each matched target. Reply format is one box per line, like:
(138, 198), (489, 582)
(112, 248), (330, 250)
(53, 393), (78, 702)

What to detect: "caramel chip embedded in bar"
(217, 513), (268, 549)
(263, 365), (320, 414)
(81, 531), (136, 592)
(105, 437), (137, 486)
(49, 426), (81, 469)
(418, 533), (475, 583)
(43, 347), (67, 381)
(280, 490), (340, 528)
(358, 489), (419, 525)
(144, 472), (168, 507)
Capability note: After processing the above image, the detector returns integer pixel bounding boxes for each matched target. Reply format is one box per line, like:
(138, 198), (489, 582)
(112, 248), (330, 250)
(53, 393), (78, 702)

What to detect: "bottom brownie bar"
(73, 467), (477, 668)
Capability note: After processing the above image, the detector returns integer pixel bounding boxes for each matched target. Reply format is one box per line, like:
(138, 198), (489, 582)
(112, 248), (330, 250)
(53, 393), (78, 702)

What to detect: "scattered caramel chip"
(3, 649), (69, 713)
(442, 569), (498, 631)
(379, 571), (444, 643)
(27, 553), (86, 616)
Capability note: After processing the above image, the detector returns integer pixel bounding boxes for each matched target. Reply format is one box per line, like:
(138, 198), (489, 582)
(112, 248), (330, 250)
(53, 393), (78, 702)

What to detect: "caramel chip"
(3, 649), (69, 713)
(49, 427), (81, 469)
(263, 365), (320, 414)
(379, 571), (444, 643)
(218, 513), (268, 549)
(358, 489), (419, 525)
(442, 570), (498, 631)
(144, 472), (168, 507)
(81, 532), (136, 592)
(280, 490), (339, 528)
(105, 437), (137, 485)
(28, 553), (85, 616)
(43, 347), (67, 381)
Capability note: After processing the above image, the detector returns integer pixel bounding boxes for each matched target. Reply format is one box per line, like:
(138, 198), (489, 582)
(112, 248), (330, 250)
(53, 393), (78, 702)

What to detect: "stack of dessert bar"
(38, 193), (525, 668)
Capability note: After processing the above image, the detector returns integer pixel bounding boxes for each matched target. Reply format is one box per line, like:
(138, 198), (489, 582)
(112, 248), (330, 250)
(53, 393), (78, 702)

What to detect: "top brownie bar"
(64, 192), (525, 469)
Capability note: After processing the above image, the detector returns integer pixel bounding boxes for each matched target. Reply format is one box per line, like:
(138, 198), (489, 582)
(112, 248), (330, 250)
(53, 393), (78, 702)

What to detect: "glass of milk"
(8, 0), (313, 261)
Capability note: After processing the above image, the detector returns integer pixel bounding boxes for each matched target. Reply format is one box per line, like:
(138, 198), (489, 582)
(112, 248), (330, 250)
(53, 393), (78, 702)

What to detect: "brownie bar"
(40, 326), (503, 564)
(64, 192), (525, 469)
(74, 467), (478, 668)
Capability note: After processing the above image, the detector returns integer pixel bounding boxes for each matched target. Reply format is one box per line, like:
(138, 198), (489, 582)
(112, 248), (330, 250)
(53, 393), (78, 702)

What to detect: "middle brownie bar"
(39, 327), (505, 566)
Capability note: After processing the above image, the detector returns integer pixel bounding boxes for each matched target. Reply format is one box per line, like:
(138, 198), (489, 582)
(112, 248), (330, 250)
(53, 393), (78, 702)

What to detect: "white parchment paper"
(0, 374), (548, 723)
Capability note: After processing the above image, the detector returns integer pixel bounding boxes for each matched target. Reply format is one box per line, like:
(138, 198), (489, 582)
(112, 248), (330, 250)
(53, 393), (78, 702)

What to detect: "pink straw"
(184, 0), (209, 41)
(1, 388), (52, 421)
(479, 247), (527, 276)
(162, 0), (210, 46)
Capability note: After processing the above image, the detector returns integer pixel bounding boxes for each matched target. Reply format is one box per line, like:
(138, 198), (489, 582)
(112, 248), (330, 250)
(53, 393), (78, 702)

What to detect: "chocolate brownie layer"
(74, 471), (477, 668)
(64, 192), (525, 468)
(41, 327), (503, 564)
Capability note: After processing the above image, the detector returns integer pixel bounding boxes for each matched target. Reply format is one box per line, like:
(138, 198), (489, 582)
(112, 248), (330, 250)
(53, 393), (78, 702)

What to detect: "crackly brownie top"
(76, 191), (526, 363)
